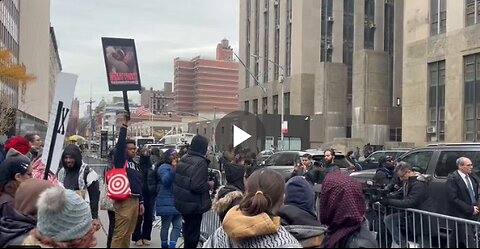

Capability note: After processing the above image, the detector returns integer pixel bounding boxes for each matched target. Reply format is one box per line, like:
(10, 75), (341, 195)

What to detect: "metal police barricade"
(370, 202), (480, 248)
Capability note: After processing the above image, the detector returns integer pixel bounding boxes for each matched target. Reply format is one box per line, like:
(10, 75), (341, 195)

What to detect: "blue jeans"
(384, 212), (407, 247)
(160, 215), (182, 247)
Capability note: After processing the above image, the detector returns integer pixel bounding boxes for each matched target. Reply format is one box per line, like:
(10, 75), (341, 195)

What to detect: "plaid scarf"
(320, 172), (366, 248)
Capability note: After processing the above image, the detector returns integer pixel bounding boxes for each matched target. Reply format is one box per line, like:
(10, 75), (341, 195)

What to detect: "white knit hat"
(36, 187), (92, 242)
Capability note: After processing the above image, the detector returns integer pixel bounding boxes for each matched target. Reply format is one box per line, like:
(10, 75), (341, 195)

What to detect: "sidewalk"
(96, 210), (164, 248)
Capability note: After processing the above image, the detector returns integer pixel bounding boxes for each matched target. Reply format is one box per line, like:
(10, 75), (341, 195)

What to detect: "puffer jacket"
(173, 151), (211, 215)
(0, 210), (36, 247)
(203, 206), (301, 248)
(156, 163), (180, 216)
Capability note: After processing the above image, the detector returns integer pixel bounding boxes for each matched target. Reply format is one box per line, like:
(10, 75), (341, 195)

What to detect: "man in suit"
(446, 157), (480, 247)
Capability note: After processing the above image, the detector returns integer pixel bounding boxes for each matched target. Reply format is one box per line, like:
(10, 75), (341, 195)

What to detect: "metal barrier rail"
(369, 202), (480, 248)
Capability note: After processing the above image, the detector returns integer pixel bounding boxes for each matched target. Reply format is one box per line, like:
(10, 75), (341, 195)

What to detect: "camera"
(363, 180), (402, 204)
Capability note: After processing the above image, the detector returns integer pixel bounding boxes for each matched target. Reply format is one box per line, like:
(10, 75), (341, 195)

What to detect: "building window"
(343, 0), (354, 97)
(321, 0), (333, 62)
(389, 128), (402, 142)
(286, 0), (293, 76)
(246, 0), (251, 88)
(254, 0), (260, 84)
(464, 54), (480, 141)
(274, 0), (280, 80)
(273, 95), (279, 114)
(253, 99), (259, 114)
(283, 93), (290, 115)
(428, 61), (445, 142)
(244, 100), (249, 112)
(466, 0), (480, 26)
(431, 0), (446, 35)
(262, 97), (268, 114)
(364, 0), (375, 49)
(263, 0), (269, 83)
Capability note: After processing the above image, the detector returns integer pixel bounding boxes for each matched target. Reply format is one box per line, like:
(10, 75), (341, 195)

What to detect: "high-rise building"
(0, 0), (20, 107)
(239, 0), (403, 146)
(174, 39), (239, 115)
(67, 98), (80, 136)
(403, 0), (480, 145)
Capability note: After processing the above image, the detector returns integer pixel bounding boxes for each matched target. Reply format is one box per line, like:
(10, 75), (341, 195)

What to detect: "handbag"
(106, 162), (132, 201)
(100, 182), (114, 210)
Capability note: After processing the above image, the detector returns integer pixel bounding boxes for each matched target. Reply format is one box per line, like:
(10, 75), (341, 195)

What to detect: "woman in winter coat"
(320, 172), (378, 248)
(156, 148), (182, 248)
(0, 155), (33, 218)
(204, 169), (302, 248)
(0, 178), (53, 247)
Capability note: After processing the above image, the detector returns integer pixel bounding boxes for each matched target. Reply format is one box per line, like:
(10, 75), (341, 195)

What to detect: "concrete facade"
(403, 0), (480, 145)
(140, 82), (174, 114)
(18, 0), (56, 123)
(239, 0), (403, 147)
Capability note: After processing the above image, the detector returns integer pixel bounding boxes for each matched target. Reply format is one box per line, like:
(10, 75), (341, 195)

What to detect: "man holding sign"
(110, 113), (145, 248)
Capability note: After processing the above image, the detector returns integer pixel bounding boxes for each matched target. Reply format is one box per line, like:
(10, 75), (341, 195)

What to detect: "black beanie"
(190, 135), (209, 156)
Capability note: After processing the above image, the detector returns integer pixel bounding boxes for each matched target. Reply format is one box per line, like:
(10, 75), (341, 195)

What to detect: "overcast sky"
(50, 0), (239, 116)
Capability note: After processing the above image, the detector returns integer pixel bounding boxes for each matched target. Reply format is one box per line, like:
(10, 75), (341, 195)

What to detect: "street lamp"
(251, 54), (285, 151)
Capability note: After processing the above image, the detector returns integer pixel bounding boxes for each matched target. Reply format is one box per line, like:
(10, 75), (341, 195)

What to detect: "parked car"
(261, 150), (355, 181)
(358, 149), (410, 170)
(351, 143), (480, 215)
(257, 149), (275, 163)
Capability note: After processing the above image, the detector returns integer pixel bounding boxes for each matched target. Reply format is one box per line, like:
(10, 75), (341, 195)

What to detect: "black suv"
(350, 143), (480, 214)
(358, 149), (410, 170)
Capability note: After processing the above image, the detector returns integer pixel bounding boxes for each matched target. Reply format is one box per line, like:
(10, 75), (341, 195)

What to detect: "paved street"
(96, 210), (164, 248)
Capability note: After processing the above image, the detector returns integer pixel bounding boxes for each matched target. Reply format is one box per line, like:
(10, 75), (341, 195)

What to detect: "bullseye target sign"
(106, 167), (132, 201)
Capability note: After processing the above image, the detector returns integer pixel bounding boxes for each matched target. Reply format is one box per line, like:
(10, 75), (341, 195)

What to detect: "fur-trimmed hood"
(212, 186), (244, 217)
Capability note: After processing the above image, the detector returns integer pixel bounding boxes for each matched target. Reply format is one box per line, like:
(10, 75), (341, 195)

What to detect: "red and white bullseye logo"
(108, 174), (130, 195)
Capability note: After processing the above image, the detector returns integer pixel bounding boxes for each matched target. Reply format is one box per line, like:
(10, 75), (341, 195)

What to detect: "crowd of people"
(0, 111), (479, 248)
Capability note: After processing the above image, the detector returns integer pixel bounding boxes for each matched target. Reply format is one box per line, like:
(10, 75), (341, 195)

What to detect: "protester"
(24, 133), (42, 159)
(23, 187), (97, 248)
(204, 169), (301, 248)
(318, 149), (341, 184)
(277, 176), (324, 248)
(156, 148), (182, 248)
(320, 172), (377, 248)
(0, 178), (53, 247)
(57, 144), (100, 229)
(212, 156), (246, 222)
(111, 113), (145, 248)
(150, 147), (161, 166)
(277, 176), (320, 226)
(5, 136), (32, 161)
(0, 156), (33, 217)
(174, 135), (213, 248)
(132, 148), (156, 246)
(103, 148), (116, 248)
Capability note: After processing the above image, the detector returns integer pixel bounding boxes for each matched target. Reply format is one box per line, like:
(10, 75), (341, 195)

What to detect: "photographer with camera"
(380, 162), (435, 247)
(373, 156), (395, 187)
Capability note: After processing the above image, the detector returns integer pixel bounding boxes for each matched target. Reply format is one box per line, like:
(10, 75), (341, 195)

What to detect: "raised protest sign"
(101, 37), (142, 91)
(42, 72), (77, 179)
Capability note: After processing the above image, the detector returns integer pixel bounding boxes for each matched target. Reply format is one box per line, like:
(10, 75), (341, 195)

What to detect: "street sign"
(282, 121), (288, 134)
(42, 73), (77, 178)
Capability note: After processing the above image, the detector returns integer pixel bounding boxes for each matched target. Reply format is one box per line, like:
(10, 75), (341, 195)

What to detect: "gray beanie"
(36, 187), (92, 242)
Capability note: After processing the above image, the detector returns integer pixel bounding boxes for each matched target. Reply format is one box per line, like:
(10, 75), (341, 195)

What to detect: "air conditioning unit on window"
(276, 24), (281, 30)
(426, 126), (437, 134)
(370, 23), (377, 29)
(326, 44), (333, 50)
(327, 16), (334, 22)
(274, 0), (279, 6)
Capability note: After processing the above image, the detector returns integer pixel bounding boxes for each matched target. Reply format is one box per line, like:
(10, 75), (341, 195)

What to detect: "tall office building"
(239, 0), (403, 146)
(174, 39), (239, 115)
(0, 0), (20, 107)
(403, 0), (480, 145)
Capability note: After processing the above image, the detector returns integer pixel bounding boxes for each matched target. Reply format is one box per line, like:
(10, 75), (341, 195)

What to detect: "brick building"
(174, 39), (239, 115)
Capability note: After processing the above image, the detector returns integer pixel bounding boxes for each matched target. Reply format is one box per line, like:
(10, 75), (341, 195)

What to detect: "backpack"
(106, 162), (132, 201)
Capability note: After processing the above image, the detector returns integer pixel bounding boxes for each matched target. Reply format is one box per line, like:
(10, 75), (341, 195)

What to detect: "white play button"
(233, 125), (251, 147)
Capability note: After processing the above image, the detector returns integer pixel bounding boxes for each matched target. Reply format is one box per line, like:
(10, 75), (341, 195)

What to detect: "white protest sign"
(41, 72), (77, 176)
